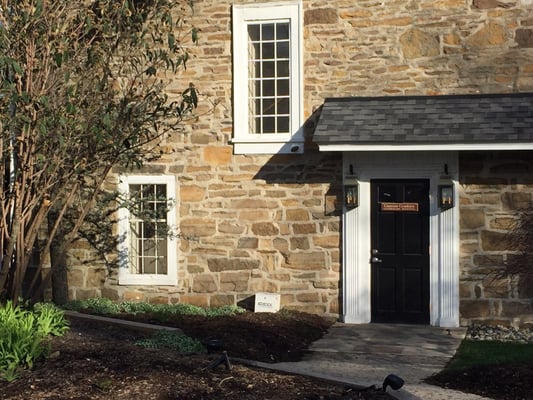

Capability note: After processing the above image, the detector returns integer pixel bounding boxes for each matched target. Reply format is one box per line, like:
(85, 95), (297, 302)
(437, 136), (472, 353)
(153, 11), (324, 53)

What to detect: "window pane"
(277, 79), (289, 96)
(263, 117), (275, 133)
(248, 24), (260, 41)
(277, 61), (289, 77)
(249, 42), (260, 60)
(156, 184), (166, 198)
(252, 61), (261, 79)
(263, 80), (275, 96)
(276, 23), (289, 40)
(278, 98), (290, 115)
(262, 42), (275, 59)
(277, 41), (289, 59)
(263, 99), (275, 115)
(262, 61), (275, 78)
(278, 117), (290, 133)
(252, 116), (261, 133)
(262, 24), (274, 40)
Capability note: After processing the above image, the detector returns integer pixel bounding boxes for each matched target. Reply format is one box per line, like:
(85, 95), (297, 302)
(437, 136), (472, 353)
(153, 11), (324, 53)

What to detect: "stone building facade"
(65, 0), (533, 327)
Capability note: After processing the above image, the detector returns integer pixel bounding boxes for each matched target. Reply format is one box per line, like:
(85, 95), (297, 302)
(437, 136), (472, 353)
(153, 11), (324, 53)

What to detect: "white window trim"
(232, 1), (304, 154)
(118, 175), (178, 286)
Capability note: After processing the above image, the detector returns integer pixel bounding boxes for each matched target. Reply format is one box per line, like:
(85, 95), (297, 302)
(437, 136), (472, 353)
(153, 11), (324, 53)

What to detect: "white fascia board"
(318, 143), (533, 152)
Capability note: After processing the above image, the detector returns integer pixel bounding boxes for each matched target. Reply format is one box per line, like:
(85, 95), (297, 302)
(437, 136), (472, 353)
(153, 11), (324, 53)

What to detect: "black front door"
(371, 179), (430, 324)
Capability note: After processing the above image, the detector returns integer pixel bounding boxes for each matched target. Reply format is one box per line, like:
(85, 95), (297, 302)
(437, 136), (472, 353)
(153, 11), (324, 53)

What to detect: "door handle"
(371, 256), (382, 263)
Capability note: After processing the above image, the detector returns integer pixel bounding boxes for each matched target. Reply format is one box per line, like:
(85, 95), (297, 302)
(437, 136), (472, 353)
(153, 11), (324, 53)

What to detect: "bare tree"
(0, 0), (198, 303)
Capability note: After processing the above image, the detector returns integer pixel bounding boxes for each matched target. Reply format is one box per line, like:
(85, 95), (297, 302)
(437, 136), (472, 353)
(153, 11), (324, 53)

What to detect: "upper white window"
(232, 2), (303, 154)
(118, 175), (177, 286)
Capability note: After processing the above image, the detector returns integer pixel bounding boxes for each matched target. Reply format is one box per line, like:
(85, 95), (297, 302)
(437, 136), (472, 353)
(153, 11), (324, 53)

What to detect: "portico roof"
(314, 93), (533, 151)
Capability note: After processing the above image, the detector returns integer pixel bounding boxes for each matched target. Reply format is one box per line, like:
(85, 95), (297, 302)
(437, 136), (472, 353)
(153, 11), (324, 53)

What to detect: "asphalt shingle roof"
(313, 93), (533, 145)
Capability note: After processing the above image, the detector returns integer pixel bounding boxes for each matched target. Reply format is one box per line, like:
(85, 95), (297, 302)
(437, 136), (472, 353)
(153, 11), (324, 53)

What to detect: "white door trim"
(342, 152), (459, 327)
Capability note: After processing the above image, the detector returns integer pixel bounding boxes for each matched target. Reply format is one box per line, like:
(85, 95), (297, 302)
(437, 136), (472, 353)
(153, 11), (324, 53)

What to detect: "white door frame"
(342, 151), (459, 327)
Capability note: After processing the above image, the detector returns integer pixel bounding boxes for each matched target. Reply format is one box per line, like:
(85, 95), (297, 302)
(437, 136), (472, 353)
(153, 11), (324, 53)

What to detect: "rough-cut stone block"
(473, 0), (515, 8)
(210, 294), (235, 307)
(400, 28), (440, 59)
(460, 300), (491, 318)
(218, 222), (246, 234)
(238, 210), (270, 221)
(516, 29), (533, 47)
(489, 217), (516, 230)
(250, 280), (279, 293)
(123, 291), (145, 301)
(296, 292), (320, 302)
(460, 282), (472, 298)
(75, 288), (98, 301)
(304, 8), (337, 25)
(467, 23), (507, 47)
(180, 185), (205, 202)
(180, 218), (216, 237)
(460, 208), (486, 229)
(252, 222), (279, 236)
(179, 295), (209, 307)
(220, 272), (250, 291)
(193, 274), (218, 293)
(502, 191), (532, 210)
(100, 287), (119, 301)
(518, 274), (533, 298)
(67, 269), (85, 287)
(312, 235), (340, 248)
(286, 209), (310, 221)
(86, 268), (106, 287)
(238, 237), (259, 249)
(290, 237), (310, 250)
(148, 296), (169, 304)
(203, 146), (231, 165)
(501, 300), (532, 317)
(481, 230), (511, 251)
(293, 223), (317, 234)
(208, 258), (259, 272)
(313, 280), (339, 290)
(286, 252), (326, 270)
(482, 277), (510, 298)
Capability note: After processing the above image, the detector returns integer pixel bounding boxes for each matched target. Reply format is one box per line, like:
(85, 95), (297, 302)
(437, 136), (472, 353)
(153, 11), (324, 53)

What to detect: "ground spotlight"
(382, 374), (404, 391)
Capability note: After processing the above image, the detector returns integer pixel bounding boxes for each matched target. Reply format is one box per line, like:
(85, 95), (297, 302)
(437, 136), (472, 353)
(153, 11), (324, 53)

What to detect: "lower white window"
(118, 175), (177, 285)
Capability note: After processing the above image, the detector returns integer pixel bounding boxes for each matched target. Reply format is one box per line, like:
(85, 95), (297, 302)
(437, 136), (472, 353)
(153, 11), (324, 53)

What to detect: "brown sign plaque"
(381, 202), (419, 212)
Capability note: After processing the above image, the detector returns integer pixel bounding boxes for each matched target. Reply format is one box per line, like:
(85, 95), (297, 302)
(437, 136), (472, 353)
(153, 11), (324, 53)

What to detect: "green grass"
(447, 340), (533, 370)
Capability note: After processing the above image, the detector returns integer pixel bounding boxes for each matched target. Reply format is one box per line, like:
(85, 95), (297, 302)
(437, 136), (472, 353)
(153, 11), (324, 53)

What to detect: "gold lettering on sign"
(381, 202), (419, 212)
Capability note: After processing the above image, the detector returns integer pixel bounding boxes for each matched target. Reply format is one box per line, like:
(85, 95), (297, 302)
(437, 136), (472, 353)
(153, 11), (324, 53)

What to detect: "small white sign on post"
(254, 292), (281, 313)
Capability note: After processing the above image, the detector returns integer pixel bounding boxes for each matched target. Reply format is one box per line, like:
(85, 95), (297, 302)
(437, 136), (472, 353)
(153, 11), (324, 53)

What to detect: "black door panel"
(371, 179), (430, 324)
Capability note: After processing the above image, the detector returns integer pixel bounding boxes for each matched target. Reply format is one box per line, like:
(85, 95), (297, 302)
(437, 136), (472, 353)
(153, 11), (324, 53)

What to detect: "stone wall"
(65, 0), (533, 322)
(459, 152), (533, 326)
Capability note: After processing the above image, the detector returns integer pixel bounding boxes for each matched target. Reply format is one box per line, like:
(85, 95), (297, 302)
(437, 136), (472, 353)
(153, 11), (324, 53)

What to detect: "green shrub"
(63, 298), (246, 319)
(0, 301), (69, 381)
(34, 303), (70, 337)
(135, 330), (206, 354)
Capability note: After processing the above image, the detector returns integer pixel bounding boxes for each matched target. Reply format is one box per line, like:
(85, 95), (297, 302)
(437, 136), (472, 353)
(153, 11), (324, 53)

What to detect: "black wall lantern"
(344, 175), (359, 208)
(438, 179), (454, 209)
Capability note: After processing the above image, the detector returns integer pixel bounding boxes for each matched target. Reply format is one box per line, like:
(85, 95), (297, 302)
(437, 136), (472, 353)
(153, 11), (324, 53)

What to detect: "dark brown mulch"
(426, 362), (533, 400)
(0, 311), (394, 400)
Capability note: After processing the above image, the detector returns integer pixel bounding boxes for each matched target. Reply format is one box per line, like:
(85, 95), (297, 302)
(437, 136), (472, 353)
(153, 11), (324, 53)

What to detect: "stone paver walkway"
(246, 323), (493, 400)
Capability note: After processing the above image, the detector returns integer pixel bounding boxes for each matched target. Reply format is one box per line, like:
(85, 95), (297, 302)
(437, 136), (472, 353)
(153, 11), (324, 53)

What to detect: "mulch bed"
(0, 311), (394, 399)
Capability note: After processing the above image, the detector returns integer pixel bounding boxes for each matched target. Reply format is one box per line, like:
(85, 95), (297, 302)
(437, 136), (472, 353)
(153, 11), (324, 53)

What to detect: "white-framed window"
(232, 1), (303, 154)
(118, 175), (177, 285)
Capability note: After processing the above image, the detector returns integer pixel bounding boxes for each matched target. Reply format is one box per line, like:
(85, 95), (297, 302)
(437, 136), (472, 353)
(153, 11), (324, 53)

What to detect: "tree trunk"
(51, 242), (68, 305)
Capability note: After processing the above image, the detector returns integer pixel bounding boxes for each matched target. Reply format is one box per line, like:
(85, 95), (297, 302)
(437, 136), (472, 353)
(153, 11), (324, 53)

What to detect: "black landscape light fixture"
(382, 374), (404, 392)
(344, 175), (359, 208)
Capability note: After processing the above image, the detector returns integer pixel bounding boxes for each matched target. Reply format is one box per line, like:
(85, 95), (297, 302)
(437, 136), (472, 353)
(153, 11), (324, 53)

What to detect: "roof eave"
(317, 142), (533, 152)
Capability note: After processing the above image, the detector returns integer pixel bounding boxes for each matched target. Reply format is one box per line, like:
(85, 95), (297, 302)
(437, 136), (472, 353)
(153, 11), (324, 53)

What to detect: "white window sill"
(118, 274), (177, 286)
(232, 139), (304, 155)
